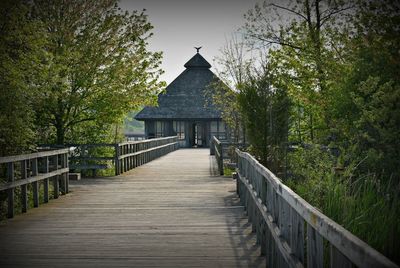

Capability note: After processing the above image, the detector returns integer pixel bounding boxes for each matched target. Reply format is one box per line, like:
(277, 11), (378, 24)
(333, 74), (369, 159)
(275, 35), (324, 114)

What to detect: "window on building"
(155, 121), (164, 137)
(218, 121), (226, 140)
(210, 121), (218, 139)
(173, 121), (185, 140)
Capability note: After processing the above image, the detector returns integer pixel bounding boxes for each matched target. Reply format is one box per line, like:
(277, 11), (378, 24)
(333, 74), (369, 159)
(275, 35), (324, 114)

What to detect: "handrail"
(42, 136), (179, 176)
(0, 149), (69, 219)
(210, 136), (223, 175)
(235, 148), (398, 268)
(115, 136), (179, 175)
(0, 148), (70, 164)
(118, 136), (176, 146)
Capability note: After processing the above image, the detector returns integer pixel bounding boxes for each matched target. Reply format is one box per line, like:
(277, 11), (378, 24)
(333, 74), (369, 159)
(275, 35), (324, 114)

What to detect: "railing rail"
(235, 148), (398, 268)
(41, 136), (179, 176)
(0, 149), (69, 219)
(115, 136), (179, 175)
(210, 136), (223, 175)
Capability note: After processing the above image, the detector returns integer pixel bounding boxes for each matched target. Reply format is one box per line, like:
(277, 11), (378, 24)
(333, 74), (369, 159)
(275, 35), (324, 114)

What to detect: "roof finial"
(194, 46), (202, 53)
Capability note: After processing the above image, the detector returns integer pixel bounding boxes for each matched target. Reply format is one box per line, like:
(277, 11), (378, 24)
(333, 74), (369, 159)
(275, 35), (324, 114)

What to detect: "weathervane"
(194, 46), (202, 53)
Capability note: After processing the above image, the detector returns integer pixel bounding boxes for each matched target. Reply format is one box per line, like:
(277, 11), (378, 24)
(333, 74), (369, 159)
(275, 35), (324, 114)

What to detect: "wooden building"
(135, 50), (226, 148)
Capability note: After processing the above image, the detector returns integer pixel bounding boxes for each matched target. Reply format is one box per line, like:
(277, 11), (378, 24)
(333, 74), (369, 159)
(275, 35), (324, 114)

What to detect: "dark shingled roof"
(135, 52), (222, 120)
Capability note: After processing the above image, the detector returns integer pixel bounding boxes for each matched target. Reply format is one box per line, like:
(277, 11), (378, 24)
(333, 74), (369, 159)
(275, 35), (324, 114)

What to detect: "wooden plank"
(44, 178), (49, 203)
(291, 207), (305, 264)
(330, 245), (353, 268)
(7, 162), (14, 218)
(54, 176), (59, 199)
(236, 149), (398, 268)
(118, 142), (178, 160)
(0, 149), (265, 268)
(236, 172), (302, 267)
(70, 156), (115, 161)
(31, 158), (39, 208)
(69, 164), (108, 170)
(21, 160), (28, 213)
(32, 181), (39, 208)
(0, 168), (69, 191)
(307, 224), (323, 268)
(0, 148), (69, 164)
(118, 135), (178, 146)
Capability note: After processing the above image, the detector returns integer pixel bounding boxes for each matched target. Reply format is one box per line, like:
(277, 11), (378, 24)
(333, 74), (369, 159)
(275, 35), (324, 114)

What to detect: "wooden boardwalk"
(0, 149), (265, 268)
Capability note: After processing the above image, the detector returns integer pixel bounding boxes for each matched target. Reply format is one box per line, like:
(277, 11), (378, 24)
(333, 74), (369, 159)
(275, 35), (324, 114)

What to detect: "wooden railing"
(115, 136), (179, 175)
(68, 143), (115, 175)
(210, 136), (223, 175)
(43, 136), (179, 177)
(235, 148), (398, 268)
(0, 149), (69, 219)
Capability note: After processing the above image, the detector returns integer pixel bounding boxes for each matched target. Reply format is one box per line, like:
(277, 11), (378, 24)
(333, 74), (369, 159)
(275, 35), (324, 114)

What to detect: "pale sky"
(119, 0), (261, 84)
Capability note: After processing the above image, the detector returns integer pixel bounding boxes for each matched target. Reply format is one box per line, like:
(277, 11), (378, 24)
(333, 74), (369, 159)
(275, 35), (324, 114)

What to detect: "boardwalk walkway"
(0, 149), (265, 267)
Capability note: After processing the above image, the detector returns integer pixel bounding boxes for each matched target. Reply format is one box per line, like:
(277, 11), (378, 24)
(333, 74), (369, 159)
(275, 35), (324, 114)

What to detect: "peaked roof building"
(135, 50), (227, 148)
(135, 52), (220, 120)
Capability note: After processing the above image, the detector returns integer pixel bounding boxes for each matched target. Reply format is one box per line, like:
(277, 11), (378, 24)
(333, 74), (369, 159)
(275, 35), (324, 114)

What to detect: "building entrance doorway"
(191, 122), (204, 147)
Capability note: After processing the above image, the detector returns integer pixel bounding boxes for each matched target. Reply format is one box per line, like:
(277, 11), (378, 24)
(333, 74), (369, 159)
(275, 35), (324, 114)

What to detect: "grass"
(223, 166), (235, 177)
(286, 147), (400, 264)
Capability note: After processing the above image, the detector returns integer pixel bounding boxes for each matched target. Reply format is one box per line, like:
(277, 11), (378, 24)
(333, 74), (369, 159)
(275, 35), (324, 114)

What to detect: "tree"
(237, 65), (290, 174)
(31, 0), (164, 144)
(208, 36), (253, 143)
(0, 0), (46, 156)
(335, 0), (400, 180)
(243, 0), (355, 143)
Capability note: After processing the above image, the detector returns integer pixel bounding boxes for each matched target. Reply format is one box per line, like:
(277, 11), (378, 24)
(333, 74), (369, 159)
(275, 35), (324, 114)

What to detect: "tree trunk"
(56, 123), (65, 145)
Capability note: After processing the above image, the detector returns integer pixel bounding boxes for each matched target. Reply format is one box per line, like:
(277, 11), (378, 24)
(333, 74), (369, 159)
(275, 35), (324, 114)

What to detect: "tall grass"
(286, 147), (400, 263)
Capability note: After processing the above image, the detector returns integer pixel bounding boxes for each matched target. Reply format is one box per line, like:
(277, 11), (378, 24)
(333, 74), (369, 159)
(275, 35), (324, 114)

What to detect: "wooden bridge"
(0, 148), (265, 268)
(0, 137), (397, 268)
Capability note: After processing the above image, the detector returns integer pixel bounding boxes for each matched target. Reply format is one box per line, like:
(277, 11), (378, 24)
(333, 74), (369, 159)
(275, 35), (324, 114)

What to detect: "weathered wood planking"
(0, 149), (265, 268)
(235, 148), (398, 268)
(210, 136), (224, 175)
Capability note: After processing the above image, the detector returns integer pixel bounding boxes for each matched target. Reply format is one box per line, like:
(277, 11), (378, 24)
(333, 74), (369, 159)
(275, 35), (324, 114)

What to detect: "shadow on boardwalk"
(0, 149), (266, 267)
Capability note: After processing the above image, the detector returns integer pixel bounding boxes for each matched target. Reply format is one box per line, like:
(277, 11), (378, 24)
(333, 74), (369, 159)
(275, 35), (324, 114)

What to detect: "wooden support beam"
(7, 162), (14, 218)
(21, 160), (28, 213)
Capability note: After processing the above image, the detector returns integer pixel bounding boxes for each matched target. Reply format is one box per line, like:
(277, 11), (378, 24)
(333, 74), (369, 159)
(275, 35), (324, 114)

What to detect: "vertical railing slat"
(31, 158), (39, 208)
(21, 160), (28, 213)
(307, 224), (324, 268)
(7, 162), (14, 218)
(330, 245), (353, 268)
(290, 208), (305, 264)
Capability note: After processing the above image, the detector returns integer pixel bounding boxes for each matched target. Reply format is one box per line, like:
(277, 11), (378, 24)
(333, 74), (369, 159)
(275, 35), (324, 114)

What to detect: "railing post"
(64, 152), (69, 193)
(32, 158), (39, 208)
(7, 162), (14, 218)
(44, 156), (49, 202)
(21, 160), (28, 213)
(219, 142), (224, 176)
(210, 137), (215, 155)
(114, 144), (120, 176)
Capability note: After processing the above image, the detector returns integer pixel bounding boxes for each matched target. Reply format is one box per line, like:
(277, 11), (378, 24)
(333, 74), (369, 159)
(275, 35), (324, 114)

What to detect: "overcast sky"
(119, 0), (260, 84)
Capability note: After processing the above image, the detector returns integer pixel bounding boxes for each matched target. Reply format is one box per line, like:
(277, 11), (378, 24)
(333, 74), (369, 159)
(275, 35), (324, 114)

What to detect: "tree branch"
(320, 5), (355, 27)
(246, 33), (303, 50)
(269, 3), (308, 21)
(65, 117), (96, 128)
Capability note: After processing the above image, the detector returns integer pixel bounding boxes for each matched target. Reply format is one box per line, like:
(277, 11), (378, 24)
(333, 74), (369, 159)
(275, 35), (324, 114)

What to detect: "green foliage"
(237, 67), (290, 174)
(286, 146), (335, 209)
(244, 0), (355, 143)
(349, 78), (400, 178)
(212, 0), (400, 262)
(0, 0), (164, 150)
(31, 0), (164, 144)
(223, 167), (235, 177)
(0, 0), (46, 156)
(288, 147), (400, 262)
